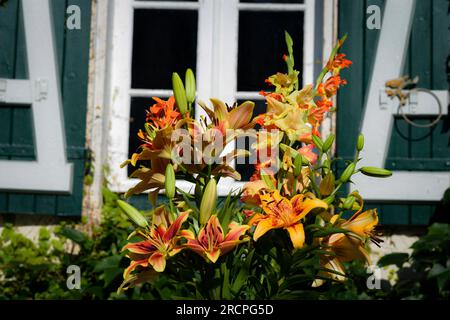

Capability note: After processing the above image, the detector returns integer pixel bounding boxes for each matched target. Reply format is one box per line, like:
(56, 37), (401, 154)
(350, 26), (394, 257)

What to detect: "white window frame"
(106, 0), (317, 196)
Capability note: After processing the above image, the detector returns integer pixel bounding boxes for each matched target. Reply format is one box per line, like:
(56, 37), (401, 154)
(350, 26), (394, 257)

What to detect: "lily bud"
(322, 134), (335, 153)
(312, 135), (323, 151)
(165, 164), (176, 199)
(261, 170), (276, 190)
(172, 72), (188, 115)
(185, 68), (196, 105)
(342, 196), (356, 210)
(199, 178), (217, 225)
(360, 166), (392, 178)
(322, 159), (331, 175)
(117, 200), (148, 228)
(293, 154), (303, 176)
(320, 172), (335, 196)
(357, 134), (364, 151)
(339, 162), (356, 183)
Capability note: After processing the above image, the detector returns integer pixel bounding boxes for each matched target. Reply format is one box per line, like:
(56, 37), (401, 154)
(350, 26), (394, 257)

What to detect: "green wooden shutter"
(337, 0), (449, 225)
(0, 0), (90, 216)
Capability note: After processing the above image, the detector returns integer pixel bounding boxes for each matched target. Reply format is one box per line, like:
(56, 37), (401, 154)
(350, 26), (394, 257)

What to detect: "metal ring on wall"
(397, 88), (443, 128)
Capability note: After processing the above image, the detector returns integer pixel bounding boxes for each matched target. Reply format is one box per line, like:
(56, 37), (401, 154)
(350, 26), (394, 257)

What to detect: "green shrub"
(0, 187), (170, 299)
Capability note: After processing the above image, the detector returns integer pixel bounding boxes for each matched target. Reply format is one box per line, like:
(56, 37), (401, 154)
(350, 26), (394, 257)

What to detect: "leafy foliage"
(0, 188), (174, 300)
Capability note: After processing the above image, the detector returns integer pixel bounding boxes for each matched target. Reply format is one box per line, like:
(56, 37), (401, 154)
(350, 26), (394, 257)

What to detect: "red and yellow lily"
(121, 211), (190, 277)
(248, 190), (328, 249)
(181, 215), (250, 263)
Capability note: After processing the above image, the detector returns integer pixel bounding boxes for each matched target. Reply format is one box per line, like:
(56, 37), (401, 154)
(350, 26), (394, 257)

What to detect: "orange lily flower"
(121, 211), (190, 277)
(198, 99), (255, 132)
(146, 96), (181, 130)
(181, 215), (250, 263)
(248, 191), (328, 249)
(315, 209), (380, 285)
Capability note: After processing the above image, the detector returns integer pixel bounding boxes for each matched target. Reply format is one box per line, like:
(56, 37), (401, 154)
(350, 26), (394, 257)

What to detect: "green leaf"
(94, 255), (122, 272)
(58, 226), (87, 245)
(103, 268), (123, 287)
(377, 253), (409, 268)
(231, 250), (254, 294)
(428, 263), (450, 279)
(221, 263), (231, 299)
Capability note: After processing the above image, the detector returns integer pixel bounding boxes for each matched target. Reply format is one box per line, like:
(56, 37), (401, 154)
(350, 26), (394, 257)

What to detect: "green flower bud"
(199, 178), (217, 225)
(312, 135), (323, 151)
(342, 196), (356, 210)
(172, 72), (188, 115)
(360, 166), (392, 178)
(357, 134), (364, 151)
(117, 200), (148, 228)
(293, 154), (303, 176)
(185, 68), (196, 105)
(322, 134), (335, 153)
(165, 164), (176, 199)
(322, 159), (331, 175)
(339, 162), (356, 183)
(261, 170), (276, 190)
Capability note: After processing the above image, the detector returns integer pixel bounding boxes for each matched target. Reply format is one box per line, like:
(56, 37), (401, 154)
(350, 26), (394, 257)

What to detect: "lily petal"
(228, 101), (254, 129)
(286, 223), (305, 249)
(224, 224), (250, 242)
(163, 211), (190, 242)
(148, 251), (166, 272)
(342, 209), (378, 238)
(122, 240), (155, 255)
(253, 218), (278, 241)
(205, 248), (221, 263)
(123, 259), (148, 279)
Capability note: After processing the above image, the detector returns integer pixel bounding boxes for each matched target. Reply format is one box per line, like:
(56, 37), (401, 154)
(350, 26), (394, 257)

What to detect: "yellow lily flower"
(315, 209), (380, 285)
(248, 190), (328, 249)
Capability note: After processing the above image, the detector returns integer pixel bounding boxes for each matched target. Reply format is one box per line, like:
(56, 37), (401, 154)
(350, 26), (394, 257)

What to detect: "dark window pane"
(132, 9), (198, 89)
(237, 10), (303, 91)
(128, 97), (155, 175)
(235, 99), (266, 181)
(240, 0), (303, 3)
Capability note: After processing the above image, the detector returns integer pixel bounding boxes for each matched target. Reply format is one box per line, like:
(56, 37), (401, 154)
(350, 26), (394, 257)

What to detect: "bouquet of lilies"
(116, 33), (391, 299)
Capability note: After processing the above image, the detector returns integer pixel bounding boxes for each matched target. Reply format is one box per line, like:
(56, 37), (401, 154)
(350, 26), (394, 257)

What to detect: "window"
(107, 0), (317, 195)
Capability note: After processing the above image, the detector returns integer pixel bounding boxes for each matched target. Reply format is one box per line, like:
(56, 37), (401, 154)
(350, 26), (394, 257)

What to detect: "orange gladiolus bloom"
(181, 215), (250, 263)
(326, 53), (352, 74)
(323, 75), (347, 97)
(121, 211), (190, 276)
(248, 191), (328, 249)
